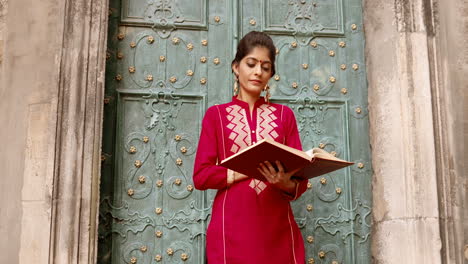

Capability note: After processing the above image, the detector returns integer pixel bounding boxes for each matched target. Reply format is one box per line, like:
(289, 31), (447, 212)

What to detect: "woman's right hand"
(257, 160), (301, 194)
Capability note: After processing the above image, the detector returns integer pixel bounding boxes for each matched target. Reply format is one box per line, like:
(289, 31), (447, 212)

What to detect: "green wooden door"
(98, 0), (372, 263)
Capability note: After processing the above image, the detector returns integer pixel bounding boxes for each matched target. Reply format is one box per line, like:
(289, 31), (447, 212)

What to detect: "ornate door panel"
(99, 0), (372, 263)
(241, 1), (371, 264)
(99, 0), (233, 263)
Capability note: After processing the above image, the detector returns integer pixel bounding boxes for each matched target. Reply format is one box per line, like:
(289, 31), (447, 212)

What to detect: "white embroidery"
(226, 105), (251, 153)
(249, 179), (267, 195)
(256, 104), (279, 140)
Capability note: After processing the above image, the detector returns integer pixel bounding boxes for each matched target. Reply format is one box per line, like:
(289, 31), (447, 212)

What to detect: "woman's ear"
(231, 63), (239, 77)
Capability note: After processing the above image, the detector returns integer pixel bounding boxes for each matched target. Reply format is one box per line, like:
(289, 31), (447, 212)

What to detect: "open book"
(219, 138), (354, 181)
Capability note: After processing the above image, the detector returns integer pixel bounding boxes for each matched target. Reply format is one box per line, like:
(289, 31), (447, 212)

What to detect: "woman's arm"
(193, 107), (230, 190)
(227, 170), (249, 185)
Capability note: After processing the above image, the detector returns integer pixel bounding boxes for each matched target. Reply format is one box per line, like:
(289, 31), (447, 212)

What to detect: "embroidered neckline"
(231, 96), (266, 109)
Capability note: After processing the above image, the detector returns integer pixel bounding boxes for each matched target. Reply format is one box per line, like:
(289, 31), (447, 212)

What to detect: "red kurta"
(193, 97), (307, 264)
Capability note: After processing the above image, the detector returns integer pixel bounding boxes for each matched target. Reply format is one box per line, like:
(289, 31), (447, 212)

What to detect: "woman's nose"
(254, 64), (262, 75)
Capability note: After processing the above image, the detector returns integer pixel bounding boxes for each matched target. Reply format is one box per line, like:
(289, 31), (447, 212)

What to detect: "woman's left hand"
(257, 160), (300, 194)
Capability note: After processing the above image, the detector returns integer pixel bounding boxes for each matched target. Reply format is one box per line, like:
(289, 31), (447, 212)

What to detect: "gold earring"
(264, 84), (271, 104)
(233, 76), (239, 96)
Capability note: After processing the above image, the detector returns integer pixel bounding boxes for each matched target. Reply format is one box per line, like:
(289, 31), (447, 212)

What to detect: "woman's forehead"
(243, 47), (271, 62)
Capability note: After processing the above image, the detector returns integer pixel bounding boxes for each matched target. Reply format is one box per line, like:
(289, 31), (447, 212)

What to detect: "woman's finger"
(258, 163), (272, 178)
(275, 161), (284, 173)
(258, 167), (275, 183)
(263, 161), (277, 175)
(257, 167), (267, 177)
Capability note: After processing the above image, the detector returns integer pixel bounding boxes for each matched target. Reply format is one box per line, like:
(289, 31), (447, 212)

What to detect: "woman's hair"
(231, 31), (276, 77)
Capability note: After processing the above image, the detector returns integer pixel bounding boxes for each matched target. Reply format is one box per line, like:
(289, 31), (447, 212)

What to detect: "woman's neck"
(237, 90), (261, 113)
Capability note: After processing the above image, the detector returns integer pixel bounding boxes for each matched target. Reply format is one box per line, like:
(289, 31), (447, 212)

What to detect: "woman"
(193, 31), (308, 264)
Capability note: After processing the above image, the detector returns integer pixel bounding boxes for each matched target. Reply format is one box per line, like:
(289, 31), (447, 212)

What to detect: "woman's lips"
(249, 80), (262, 85)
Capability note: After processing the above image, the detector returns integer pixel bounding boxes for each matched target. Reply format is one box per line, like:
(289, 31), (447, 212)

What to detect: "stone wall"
(0, 0), (65, 262)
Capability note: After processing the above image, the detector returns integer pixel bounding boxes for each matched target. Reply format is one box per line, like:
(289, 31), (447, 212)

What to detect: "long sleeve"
(283, 106), (308, 200)
(193, 106), (229, 190)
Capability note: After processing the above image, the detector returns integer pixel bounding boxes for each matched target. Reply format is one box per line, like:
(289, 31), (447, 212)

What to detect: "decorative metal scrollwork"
(160, 241), (192, 264)
(273, 38), (338, 97)
(144, 0), (184, 38)
(142, 91), (181, 131)
(310, 136), (344, 202)
(285, 0), (323, 35)
(124, 132), (153, 200)
(165, 131), (197, 199)
(127, 32), (196, 90)
(315, 244), (343, 264)
(163, 200), (211, 242)
(122, 242), (154, 264)
(99, 198), (155, 239)
(315, 199), (371, 243)
(315, 171), (341, 202)
(165, 176), (191, 199)
(288, 97), (327, 137)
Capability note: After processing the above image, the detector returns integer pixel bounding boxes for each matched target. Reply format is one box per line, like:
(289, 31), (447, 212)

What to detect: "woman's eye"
(247, 63), (255, 68)
(262, 67), (271, 71)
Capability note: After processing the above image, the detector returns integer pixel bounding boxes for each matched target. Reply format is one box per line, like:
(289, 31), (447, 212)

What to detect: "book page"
(304, 149), (313, 157)
(304, 148), (348, 162)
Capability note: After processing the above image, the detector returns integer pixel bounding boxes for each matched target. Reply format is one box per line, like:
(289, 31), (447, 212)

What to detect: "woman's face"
(232, 46), (273, 97)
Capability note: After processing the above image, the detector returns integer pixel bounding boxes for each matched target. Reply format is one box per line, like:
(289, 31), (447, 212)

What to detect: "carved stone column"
(430, 0), (468, 263)
(49, 0), (108, 263)
(363, 0), (443, 263)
